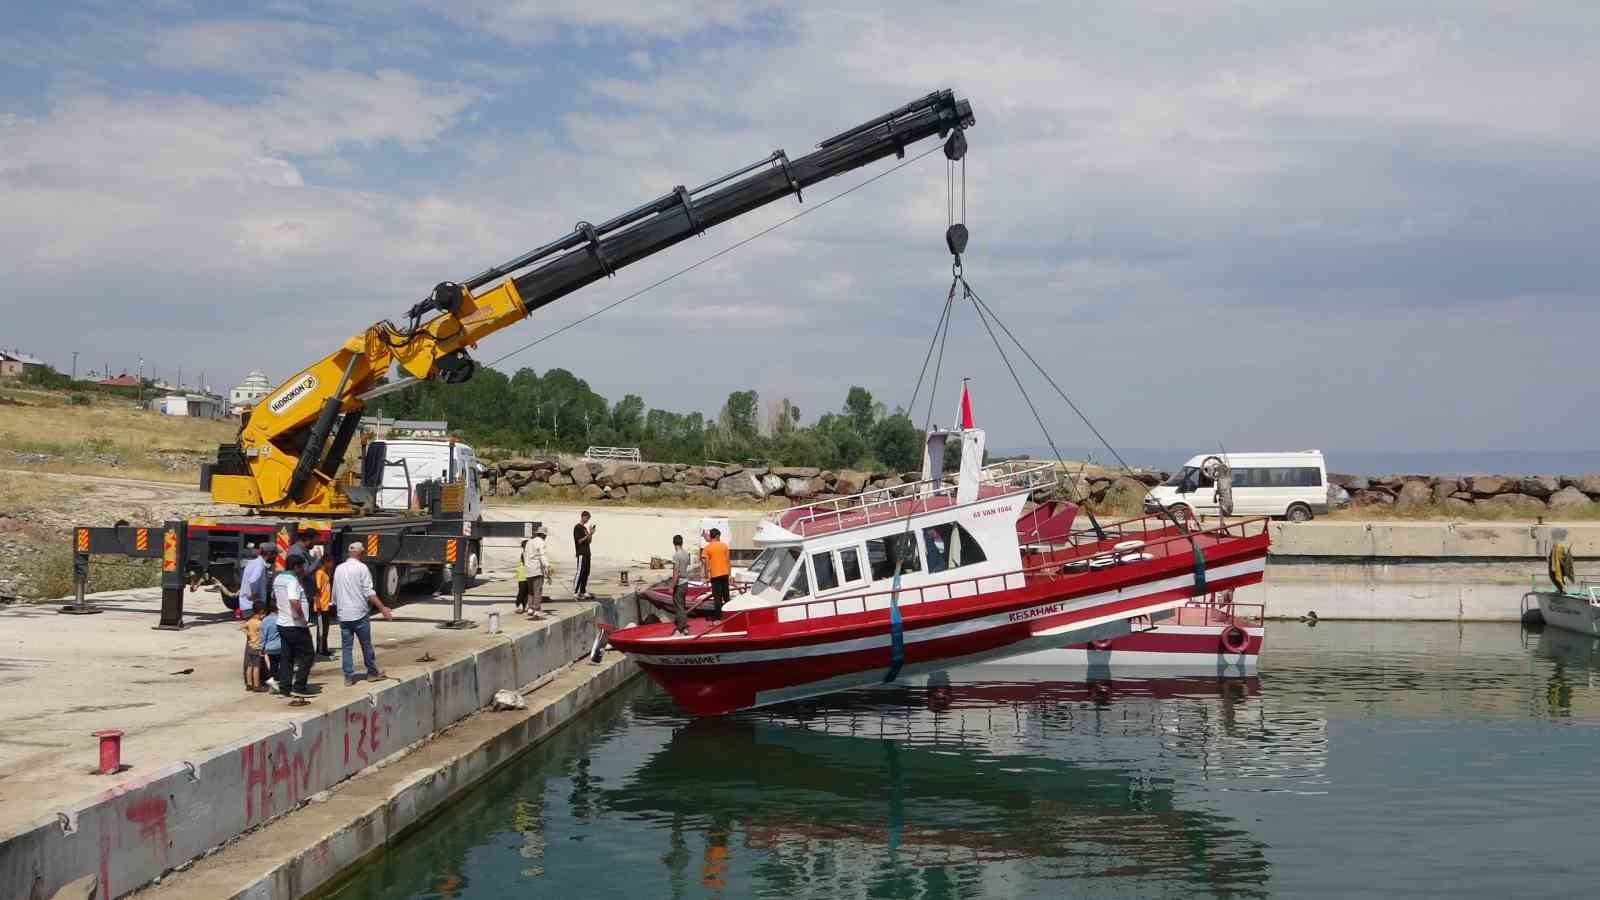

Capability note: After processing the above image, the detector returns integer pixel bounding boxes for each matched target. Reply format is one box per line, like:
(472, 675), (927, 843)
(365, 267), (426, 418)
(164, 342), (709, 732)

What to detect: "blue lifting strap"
(884, 568), (906, 682)
(1190, 542), (1207, 596)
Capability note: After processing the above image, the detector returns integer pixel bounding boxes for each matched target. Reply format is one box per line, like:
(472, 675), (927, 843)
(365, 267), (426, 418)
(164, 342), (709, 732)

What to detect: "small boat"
(981, 589), (1264, 672)
(1522, 543), (1600, 636)
(608, 406), (1272, 716)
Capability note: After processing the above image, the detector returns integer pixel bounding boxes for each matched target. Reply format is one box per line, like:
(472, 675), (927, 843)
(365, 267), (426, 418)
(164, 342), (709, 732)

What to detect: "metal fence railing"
(583, 446), (642, 462)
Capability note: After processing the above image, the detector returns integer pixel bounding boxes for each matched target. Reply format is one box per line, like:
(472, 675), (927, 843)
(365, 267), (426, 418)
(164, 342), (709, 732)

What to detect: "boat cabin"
(731, 425), (1053, 614)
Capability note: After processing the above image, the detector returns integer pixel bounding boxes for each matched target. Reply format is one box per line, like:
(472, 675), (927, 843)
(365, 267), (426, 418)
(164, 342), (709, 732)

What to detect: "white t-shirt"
(273, 571), (310, 627)
(333, 557), (377, 622)
(522, 536), (549, 577)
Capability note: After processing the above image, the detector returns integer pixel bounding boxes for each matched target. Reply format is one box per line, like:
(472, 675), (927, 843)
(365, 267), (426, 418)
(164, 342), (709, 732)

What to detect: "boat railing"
(697, 514), (1269, 639)
(769, 460), (1058, 535)
(1528, 575), (1600, 604)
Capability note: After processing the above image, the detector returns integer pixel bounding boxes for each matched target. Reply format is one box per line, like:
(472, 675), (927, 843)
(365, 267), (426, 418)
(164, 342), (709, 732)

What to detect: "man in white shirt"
(522, 526), (550, 620)
(237, 544), (272, 618)
(273, 555), (315, 697)
(334, 543), (393, 686)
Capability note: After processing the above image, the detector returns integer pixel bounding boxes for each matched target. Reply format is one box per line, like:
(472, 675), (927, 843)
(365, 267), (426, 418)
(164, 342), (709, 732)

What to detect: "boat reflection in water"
(609, 667), (1276, 895)
(1527, 625), (1600, 718)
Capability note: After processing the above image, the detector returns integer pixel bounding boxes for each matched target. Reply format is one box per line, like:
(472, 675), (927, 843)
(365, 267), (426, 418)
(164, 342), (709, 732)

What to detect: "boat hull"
(1533, 591), (1600, 636)
(613, 550), (1268, 716)
(982, 624), (1262, 672)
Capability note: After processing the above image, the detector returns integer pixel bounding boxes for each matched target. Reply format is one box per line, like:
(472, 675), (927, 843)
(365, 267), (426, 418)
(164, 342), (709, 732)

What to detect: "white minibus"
(1144, 451), (1329, 522)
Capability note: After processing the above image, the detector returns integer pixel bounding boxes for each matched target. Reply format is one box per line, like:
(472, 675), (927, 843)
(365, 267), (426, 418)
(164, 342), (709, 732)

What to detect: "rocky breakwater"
(494, 459), (896, 503)
(1331, 473), (1600, 515)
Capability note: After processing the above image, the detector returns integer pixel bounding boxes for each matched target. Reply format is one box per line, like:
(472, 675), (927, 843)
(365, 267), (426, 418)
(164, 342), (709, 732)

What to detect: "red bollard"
(94, 729), (124, 775)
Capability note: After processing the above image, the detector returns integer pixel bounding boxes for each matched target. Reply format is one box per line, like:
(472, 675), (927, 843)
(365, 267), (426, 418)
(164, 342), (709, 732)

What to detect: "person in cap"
(523, 525), (550, 620)
(669, 534), (692, 635)
(333, 542), (392, 685)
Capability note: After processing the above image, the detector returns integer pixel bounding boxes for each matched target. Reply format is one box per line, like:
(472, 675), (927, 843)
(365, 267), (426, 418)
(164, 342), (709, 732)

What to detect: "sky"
(3, 1), (1598, 460)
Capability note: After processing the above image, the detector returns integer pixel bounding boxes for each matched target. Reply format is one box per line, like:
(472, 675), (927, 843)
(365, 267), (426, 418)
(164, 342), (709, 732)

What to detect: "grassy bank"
(0, 386), (234, 483)
(0, 472), (162, 598)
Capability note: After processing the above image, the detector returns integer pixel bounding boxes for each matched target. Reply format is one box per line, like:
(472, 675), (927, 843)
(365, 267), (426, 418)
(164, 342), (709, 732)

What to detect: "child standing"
(314, 555), (336, 659)
(241, 605), (267, 691)
(260, 602), (282, 693)
(514, 540), (528, 613)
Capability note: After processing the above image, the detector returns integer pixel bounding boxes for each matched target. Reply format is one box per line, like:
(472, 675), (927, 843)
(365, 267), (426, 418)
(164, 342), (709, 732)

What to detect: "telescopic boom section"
(209, 89), (975, 516)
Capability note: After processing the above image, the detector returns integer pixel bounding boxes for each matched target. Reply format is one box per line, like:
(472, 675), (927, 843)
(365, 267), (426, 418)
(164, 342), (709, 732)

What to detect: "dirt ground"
(0, 470), (236, 599)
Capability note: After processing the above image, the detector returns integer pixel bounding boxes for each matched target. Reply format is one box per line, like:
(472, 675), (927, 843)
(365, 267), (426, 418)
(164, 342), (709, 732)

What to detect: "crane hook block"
(945, 223), (969, 257)
(435, 351), (476, 385)
(943, 129), (968, 161)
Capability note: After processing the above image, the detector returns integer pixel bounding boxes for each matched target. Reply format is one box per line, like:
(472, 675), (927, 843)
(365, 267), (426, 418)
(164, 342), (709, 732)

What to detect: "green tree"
(872, 414), (922, 473)
(719, 390), (759, 439)
(843, 386), (876, 434)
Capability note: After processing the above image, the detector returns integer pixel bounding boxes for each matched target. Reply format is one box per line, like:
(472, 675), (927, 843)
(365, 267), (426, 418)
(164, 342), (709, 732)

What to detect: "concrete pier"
(1258, 521), (1600, 621)
(0, 577), (637, 900)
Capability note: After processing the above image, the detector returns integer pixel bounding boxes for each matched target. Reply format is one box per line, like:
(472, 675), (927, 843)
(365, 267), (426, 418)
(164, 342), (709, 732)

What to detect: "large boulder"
(633, 484), (660, 502)
(834, 469), (868, 495)
(1354, 489), (1395, 507)
(1372, 475), (1404, 490)
(1548, 486), (1595, 513)
(581, 483), (604, 500)
(1516, 475), (1560, 499)
(682, 468), (704, 486)
(702, 466), (725, 483)
(636, 465), (663, 485)
(1468, 475), (1508, 497)
(1564, 474), (1600, 497)
(720, 472), (765, 496)
(1443, 497), (1475, 516)
(785, 476), (820, 498)
(548, 472), (573, 486)
(1343, 475), (1371, 491)
(1431, 479), (1459, 504)
(570, 463), (593, 486)
(1480, 493), (1546, 513)
(761, 473), (786, 495)
(772, 466), (821, 479)
(1396, 480), (1433, 508)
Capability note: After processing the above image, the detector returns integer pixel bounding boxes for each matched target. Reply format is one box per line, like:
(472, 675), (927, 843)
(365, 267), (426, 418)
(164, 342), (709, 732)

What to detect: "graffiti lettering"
(344, 706), (393, 768)
(242, 731), (327, 824)
(125, 796), (169, 865)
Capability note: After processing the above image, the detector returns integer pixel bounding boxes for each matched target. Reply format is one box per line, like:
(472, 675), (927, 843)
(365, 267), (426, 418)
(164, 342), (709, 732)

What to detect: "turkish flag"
(957, 381), (974, 429)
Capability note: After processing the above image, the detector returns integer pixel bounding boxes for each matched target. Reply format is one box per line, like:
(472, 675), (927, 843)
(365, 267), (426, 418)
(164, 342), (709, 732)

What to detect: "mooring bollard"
(93, 729), (124, 774)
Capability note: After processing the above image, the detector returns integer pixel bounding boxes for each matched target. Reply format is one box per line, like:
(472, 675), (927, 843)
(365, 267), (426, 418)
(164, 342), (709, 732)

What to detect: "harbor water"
(332, 621), (1600, 898)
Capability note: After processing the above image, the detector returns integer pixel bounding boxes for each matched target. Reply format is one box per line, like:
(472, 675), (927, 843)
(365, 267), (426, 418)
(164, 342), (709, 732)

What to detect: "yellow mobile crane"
(209, 89), (975, 517)
(69, 89), (975, 629)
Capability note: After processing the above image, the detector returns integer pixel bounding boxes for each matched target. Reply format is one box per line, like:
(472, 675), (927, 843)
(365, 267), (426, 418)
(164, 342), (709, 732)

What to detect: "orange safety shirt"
(314, 568), (332, 614)
(701, 540), (731, 579)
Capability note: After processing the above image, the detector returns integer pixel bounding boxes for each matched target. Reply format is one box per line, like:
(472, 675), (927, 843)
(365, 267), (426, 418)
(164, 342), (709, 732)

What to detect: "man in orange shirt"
(700, 528), (731, 620)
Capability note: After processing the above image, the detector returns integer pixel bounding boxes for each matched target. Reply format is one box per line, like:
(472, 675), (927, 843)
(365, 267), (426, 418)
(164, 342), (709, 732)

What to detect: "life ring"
(1220, 625), (1249, 654)
(1090, 638), (1113, 651)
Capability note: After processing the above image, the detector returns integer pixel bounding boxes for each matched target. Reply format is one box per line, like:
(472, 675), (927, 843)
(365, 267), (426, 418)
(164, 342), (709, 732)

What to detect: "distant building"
(229, 371), (272, 416)
(359, 417), (449, 438)
(0, 349), (47, 379)
(98, 373), (141, 388)
(151, 393), (228, 420)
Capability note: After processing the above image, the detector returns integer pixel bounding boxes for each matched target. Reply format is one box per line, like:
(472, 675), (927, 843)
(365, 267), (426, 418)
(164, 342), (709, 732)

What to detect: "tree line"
(376, 367), (928, 471)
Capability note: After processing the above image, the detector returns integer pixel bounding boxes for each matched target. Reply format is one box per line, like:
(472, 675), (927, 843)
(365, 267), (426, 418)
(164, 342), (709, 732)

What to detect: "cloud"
(5, 1), (1600, 454)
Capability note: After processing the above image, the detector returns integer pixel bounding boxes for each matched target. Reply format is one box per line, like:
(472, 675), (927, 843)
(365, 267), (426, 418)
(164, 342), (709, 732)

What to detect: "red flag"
(957, 381), (974, 429)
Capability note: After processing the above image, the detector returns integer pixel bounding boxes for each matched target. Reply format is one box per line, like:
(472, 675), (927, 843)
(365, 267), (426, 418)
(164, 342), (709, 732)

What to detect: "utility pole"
(137, 356), (144, 407)
(71, 351), (78, 382)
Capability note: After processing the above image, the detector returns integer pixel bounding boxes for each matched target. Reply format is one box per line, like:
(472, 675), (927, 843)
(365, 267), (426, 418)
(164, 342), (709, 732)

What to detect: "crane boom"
(207, 89), (975, 516)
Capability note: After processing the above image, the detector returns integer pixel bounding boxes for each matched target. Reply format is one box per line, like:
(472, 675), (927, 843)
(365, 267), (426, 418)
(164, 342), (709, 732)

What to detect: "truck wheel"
(1286, 503), (1313, 523)
(373, 562), (402, 603)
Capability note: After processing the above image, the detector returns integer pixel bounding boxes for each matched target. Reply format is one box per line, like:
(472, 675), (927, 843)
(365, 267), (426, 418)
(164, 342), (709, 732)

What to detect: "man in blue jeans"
(332, 542), (394, 686)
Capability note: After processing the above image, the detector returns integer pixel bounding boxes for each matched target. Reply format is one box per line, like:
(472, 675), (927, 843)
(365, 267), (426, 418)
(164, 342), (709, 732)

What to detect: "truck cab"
(363, 438), (483, 520)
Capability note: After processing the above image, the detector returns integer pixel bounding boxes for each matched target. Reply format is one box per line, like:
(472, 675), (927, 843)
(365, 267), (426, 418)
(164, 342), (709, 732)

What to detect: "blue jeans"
(340, 616), (379, 680)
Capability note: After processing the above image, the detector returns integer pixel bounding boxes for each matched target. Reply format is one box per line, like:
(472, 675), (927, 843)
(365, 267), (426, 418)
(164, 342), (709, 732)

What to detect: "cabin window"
(922, 522), (987, 574)
(839, 547), (864, 583)
(867, 533), (921, 581)
(813, 553), (839, 592)
(755, 548), (801, 593)
(786, 564), (810, 601)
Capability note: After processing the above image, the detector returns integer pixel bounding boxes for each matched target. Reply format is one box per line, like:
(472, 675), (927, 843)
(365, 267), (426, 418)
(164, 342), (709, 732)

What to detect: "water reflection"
(336, 622), (1600, 900)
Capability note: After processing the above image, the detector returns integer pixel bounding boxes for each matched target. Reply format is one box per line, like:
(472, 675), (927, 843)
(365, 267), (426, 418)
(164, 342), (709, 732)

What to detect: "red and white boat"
(608, 399), (1271, 716)
(981, 590), (1265, 672)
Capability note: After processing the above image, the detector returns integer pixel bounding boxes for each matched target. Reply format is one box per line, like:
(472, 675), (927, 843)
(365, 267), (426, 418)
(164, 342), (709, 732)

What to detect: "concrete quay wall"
(1257, 521), (1600, 622)
(0, 608), (609, 900)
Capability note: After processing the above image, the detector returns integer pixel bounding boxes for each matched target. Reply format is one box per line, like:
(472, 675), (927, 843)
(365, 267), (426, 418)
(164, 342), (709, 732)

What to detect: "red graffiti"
(241, 732), (326, 824)
(125, 796), (169, 864)
(343, 706), (393, 768)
